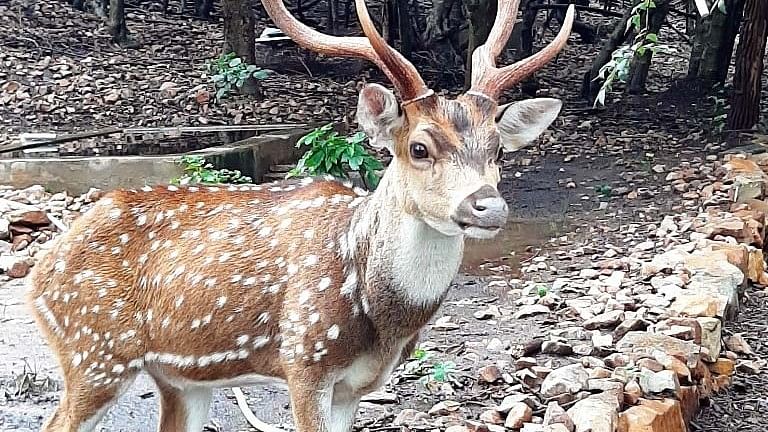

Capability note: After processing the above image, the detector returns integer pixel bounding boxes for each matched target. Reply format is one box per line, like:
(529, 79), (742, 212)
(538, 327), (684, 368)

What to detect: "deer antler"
(469, 0), (575, 101)
(261, 0), (432, 105)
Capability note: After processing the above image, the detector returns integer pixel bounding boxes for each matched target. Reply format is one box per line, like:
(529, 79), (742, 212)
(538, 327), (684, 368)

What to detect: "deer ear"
(356, 83), (404, 154)
(496, 98), (562, 153)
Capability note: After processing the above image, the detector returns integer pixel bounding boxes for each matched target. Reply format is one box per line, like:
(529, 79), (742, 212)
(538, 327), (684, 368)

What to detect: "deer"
(26, 0), (574, 430)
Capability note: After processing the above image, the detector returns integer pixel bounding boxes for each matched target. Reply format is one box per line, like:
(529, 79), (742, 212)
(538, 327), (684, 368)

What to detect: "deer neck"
(343, 164), (464, 337)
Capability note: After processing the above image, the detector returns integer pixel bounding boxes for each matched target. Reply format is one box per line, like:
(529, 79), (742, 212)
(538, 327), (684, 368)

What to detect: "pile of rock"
(0, 185), (103, 279)
(402, 153), (768, 432)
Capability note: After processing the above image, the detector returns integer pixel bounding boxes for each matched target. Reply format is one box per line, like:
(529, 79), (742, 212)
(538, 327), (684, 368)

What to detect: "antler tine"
(469, 2), (575, 101)
(261, 0), (432, 106)
(354, 0), (432, 105)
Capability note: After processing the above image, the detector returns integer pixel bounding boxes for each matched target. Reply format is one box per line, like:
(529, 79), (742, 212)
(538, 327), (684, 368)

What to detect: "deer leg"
(329, 393), (360, 432)
(151, 374), (213, 432)
(41, 373), (136, 432)
(287, 380), (334, 432)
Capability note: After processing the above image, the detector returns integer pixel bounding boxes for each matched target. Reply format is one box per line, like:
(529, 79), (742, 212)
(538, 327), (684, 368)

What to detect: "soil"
(0, 1), (766, 431)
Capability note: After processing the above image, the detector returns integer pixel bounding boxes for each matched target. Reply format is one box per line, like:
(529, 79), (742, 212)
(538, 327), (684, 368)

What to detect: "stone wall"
(0, 127), (313, 195)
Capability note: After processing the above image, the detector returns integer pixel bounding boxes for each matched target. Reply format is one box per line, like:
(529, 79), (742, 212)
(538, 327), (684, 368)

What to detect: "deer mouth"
(453, 219), (503, 239)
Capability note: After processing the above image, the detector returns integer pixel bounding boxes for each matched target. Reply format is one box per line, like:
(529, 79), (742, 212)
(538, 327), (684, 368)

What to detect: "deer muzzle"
(452, 184), (508, 239)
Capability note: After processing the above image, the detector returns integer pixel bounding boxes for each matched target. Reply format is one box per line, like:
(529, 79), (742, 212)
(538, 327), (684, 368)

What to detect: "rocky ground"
(2, 0), (768, 431)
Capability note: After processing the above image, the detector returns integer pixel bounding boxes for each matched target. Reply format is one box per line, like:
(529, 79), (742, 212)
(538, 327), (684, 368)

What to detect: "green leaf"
(228, 57), (242, 67)
(252, 70), (270, 80)
(645, 33), (658, 43)
(348, 156), (363, 170)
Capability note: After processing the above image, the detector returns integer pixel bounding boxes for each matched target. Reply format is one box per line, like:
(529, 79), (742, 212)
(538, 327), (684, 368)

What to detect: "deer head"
(262, 0), (574, 239)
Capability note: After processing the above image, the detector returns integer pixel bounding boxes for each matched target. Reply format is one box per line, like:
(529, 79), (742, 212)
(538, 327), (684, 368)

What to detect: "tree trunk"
(108, 0), (129, 44)
(464, 0), (498, 89)
(728, 0), (768, 130)
(580, 1), (636, 100)
(222, 0), (260, 97)
(397, 0), (412, 57)
(627, 0), (670, 94)
(686, 0), (745, 87)
(195, 0), (214, 18)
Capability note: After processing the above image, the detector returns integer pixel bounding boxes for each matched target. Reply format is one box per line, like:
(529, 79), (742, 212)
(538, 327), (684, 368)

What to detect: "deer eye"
(410, 143), (429, 159)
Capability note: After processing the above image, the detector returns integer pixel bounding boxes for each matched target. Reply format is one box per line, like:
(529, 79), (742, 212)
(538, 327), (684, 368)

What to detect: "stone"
(567, 398), (617, 432)
(543, 402), (574, 431)
(540, 364), (590, 399)
(638, 369), (680, 395)
(709, 358), (735, 376)
(514, 304), (551, 319)
(479, 409), (504, 425)
(478, 365), (503, 383)
(429, 400), (462, 416)
(640, 248), (690, 277)
(652, 351), (691, 381)
(678, 386), (700, 425)
(579, 268), (600, 279)
(583, 310), (624, 330)
(504, 402), (533, 429)
(636, 358), (664, 372)
(591, 332), (613, 349)
(624, 380), (643, 405)
(724, 334), (754, 355)
(544, 425), (571, 432)
(393, 409), (429, 426)
(617, 399), (686, 432)
(466, 420), (491, 432)
(486, 338), (506, 352)
(589, 367), (612, 379)
(680, 253), (744, 319)
(515, 357), (538, 370)
(605, 353), (630, 368)
(696, 317), (722, 361)
(615, 332), (699, 367)
(6, 260), (31, 278)
(475, 305), (502, 320)
(542, 341), (573, 356)
(669, 294), (719, 318)
(497, 394), (537, 412)
(8, 210), (50, 226)
(446, 426), (470, 432)
(0, 219), (9, 239)
(614, 318), (648, 340)
(736, 360), (763, 374)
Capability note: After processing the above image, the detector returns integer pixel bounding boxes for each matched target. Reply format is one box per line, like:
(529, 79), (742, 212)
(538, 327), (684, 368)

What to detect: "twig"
(231, 387), (288, 432)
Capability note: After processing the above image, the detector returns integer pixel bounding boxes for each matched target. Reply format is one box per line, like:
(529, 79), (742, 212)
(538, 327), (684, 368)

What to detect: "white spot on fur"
(327, 324), (340, 340)
(318, 277), (331, 291)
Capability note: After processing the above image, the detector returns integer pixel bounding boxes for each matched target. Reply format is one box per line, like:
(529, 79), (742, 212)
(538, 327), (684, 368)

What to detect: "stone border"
(0, 126), (318, 195)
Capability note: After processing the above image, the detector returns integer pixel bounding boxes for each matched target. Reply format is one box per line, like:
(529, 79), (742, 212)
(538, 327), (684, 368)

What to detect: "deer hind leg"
(286, 377), (334, 432)
(329, 393), (360, 432)
(41, 372), (137, 432)
(150, 373), (213, 432)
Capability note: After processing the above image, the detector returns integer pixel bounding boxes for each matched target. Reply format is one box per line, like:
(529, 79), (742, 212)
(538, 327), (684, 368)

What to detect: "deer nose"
(452, 185), (508, 233)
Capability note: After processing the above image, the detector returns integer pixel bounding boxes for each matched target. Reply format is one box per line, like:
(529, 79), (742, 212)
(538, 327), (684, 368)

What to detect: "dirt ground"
(1, 0), (767, 431)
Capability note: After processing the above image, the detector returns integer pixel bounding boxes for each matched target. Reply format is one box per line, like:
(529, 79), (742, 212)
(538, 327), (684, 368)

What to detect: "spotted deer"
(26, 0), (574, 430)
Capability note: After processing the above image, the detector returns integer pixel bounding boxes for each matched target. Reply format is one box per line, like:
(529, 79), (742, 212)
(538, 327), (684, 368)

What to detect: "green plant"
(536, 284), (549, 297)
(709, 94), (729, 134)
(596, 184), (613, 197)
(208, 52), (270, 101)
(171, 155), (252, 185)
(593, 0), (670, 107)
(287, 124), (384, 189)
